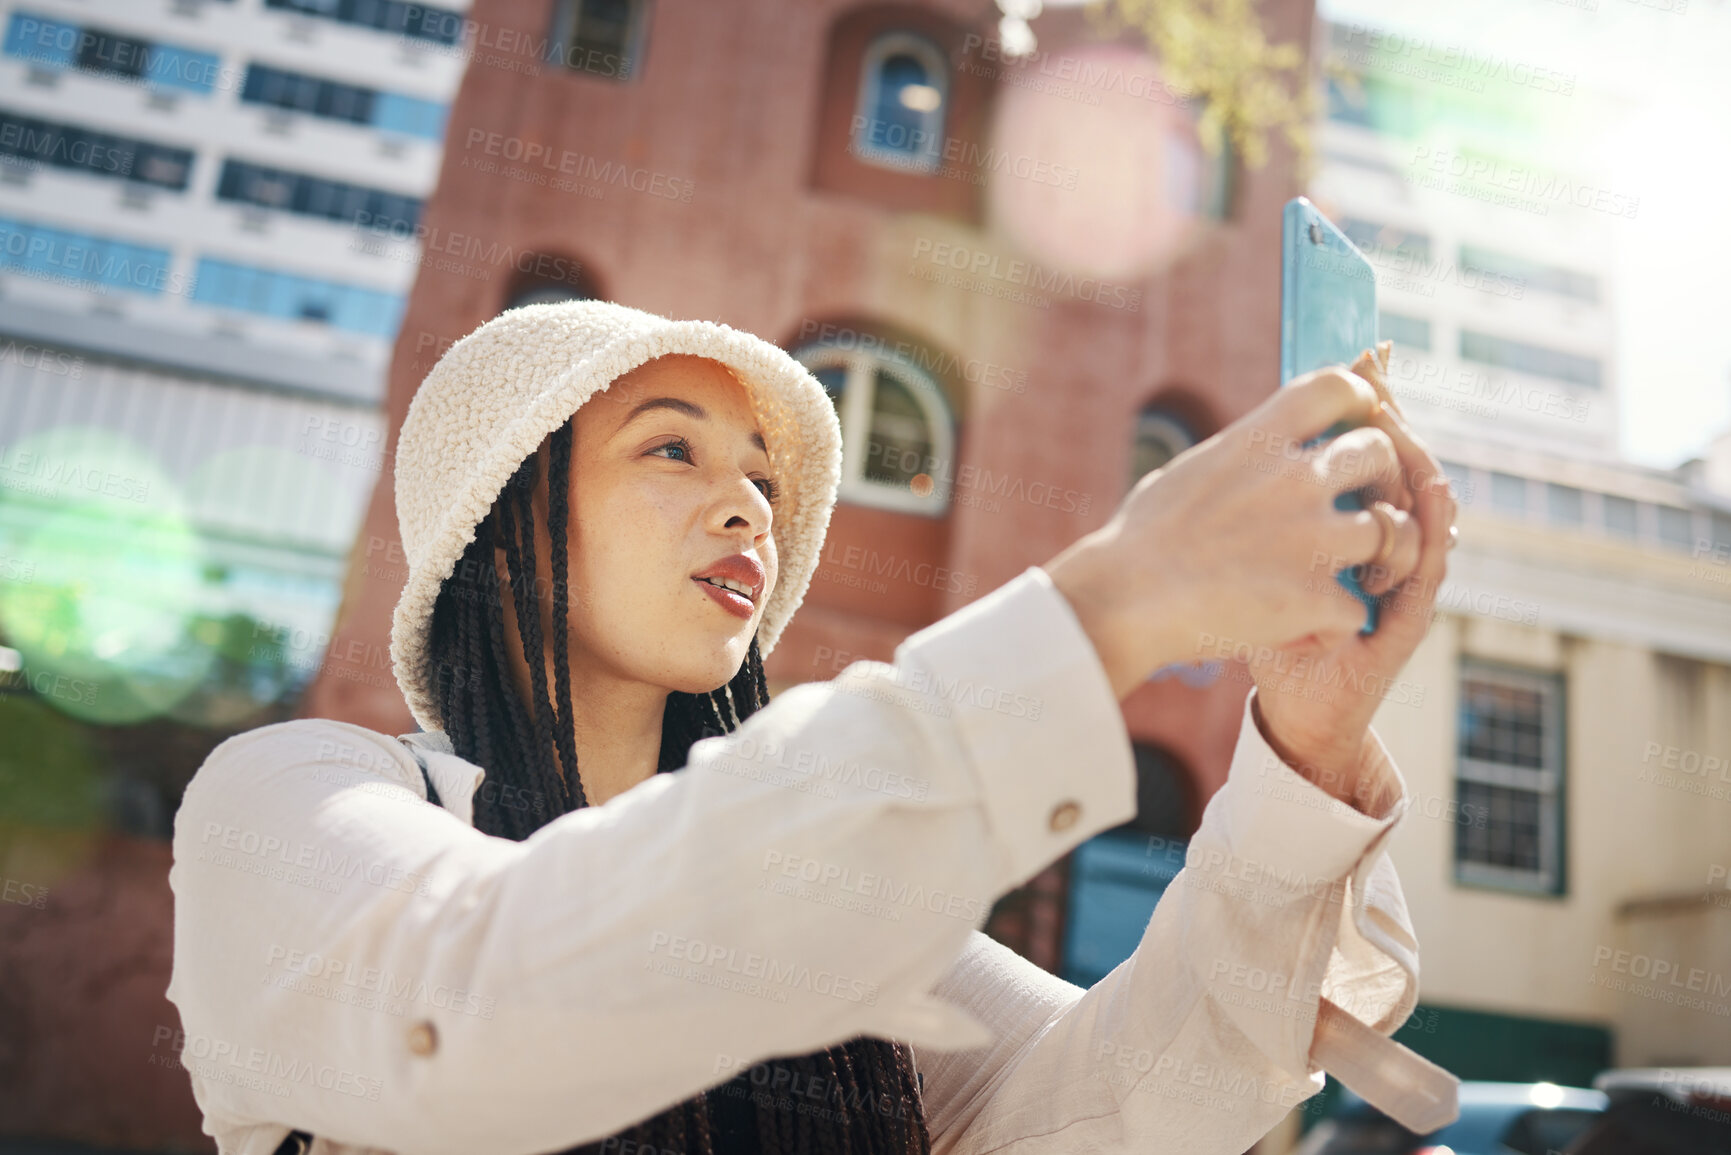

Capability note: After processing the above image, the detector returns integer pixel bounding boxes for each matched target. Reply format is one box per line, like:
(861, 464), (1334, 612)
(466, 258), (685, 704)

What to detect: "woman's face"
(540, 354), (780, 695)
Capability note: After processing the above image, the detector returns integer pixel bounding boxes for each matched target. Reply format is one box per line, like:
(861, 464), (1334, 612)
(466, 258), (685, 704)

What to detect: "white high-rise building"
(0, 0), (470, 737)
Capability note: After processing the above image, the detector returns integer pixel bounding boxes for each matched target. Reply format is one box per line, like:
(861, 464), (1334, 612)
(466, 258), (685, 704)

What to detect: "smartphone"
(1280, 196), (1380, 635)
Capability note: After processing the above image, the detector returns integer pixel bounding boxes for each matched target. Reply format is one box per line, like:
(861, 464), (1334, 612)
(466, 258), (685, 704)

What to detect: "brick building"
(304, 0), (1314, 978)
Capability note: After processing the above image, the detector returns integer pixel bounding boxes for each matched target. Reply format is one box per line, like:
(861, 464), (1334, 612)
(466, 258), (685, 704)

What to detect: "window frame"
(850, 30), (949, 175)
(1454, 659), (1567, 896)
(793, 340), (955, 517)
(546, 0), (653, 82)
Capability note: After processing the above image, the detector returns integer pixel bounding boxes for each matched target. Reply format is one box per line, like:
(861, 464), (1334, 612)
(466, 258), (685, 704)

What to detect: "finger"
(1353, 501), (1422, 596)
(1314, 427), (1409, 513)
(1249, 365), (1382, 447)
(1361, 396), (1451, 510)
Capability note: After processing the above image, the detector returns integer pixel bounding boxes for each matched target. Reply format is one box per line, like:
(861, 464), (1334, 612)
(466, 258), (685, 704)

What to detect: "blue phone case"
(1279, 197), (1380, 635)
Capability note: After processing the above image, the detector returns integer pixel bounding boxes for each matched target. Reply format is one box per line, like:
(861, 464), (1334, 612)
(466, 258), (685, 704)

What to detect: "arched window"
(851, 32), (948, 174)
(793, 335), (955, 516)
(1129, 406), (1196, 487)
(497, 256), (599, 313)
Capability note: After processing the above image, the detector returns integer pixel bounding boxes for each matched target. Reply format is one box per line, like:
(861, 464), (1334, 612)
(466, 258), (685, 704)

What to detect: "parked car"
(1296, 1081), (1607, 1155)
(1565, 1067), (1731, 1155)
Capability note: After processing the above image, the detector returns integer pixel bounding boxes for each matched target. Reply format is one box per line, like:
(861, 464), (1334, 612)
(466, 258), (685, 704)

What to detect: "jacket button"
(407, 1020), (438, 1056)
(1049, 800), (1081, 832)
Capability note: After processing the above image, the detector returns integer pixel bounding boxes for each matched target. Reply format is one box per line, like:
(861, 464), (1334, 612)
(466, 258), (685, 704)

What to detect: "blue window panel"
(192, 257), (404, 338)
(4, 12), (76, 68)
(0, 215), (170, 293)
(871, 54), (931, 156)
(1060, 831), (1187, 989)
(372, 92), (447, 140)
(141, 42), (222, 95)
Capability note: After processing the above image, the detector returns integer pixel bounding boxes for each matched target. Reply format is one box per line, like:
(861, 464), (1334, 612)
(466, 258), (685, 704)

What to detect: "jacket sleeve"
(164, 565), (1140, 1155)
(913, 686), (1417, 1155)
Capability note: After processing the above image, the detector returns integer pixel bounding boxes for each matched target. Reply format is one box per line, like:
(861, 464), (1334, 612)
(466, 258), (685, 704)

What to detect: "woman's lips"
(694, 577), (754, 620)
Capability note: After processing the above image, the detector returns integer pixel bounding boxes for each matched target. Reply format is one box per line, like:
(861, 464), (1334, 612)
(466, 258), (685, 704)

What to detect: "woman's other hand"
(1246, 381), (1457, 810)
(1045, 364), (1446, 711)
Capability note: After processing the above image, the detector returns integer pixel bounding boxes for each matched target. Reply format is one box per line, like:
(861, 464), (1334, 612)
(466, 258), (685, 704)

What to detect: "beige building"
(1366, 425), (1731, 1077)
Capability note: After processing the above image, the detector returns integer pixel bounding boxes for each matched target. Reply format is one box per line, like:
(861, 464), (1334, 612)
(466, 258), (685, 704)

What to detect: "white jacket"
(165, 566), (1420, 1155)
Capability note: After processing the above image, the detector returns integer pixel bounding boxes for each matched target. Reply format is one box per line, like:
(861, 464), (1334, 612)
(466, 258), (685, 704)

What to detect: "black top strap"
(397, 736), (444, 808)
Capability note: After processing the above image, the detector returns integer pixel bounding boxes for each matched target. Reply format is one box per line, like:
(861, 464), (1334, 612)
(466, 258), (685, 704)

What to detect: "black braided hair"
(425, 417), (931, 1155)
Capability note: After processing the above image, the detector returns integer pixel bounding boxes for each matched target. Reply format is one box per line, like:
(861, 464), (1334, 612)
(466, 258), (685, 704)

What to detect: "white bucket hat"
(389, 299), (843, 734)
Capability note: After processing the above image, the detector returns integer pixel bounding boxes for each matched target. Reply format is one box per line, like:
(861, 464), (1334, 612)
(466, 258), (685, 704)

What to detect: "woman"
(167, 300), (1457, 1155)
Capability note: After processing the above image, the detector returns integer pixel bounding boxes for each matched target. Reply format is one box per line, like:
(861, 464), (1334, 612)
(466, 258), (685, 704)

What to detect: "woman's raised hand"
(1045, 365), (1451, 704)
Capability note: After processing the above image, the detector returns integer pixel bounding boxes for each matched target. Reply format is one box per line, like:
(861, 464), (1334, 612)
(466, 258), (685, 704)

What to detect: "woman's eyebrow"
(619, 396), (767, 453)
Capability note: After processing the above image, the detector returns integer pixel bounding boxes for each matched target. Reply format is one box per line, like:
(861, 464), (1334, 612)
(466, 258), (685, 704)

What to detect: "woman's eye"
(754, 477), (782, 504)
(650, 437), (693, 463)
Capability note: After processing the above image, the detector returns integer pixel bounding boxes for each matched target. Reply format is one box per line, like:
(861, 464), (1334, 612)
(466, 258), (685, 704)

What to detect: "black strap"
(273, 739), (443, 1155)
(399, 736), (444, 808)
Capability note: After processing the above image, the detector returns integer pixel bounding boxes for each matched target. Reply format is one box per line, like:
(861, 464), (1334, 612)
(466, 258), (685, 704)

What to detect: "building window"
(1061, 743), (1194, 988)
(1339, 216), (1431, 263)
(1455, 661), (1565, 895)
(240, 64), (448, 140)
(547, 0), (649, 81)
(1129, 408), (1194, 488)
(263, 0), (464, 46)
(4, 12), (223, 94)
(1460, 330), (1602, 390)
(1379, 311), (1431, 352)
(793, 337), (955, 516)
(0, 110), (195, 191)
(1490, 471), (1528, 516)
(851, 32), (948, 174)
(1440, 460), (1476, 506)
(216, 159), (421, 234)
(0, 214), (171, 293)
(191, 257), (404, 337)
(1602, 494), (1639, 540)
(1711, 511), (1731, 557)
(1547, 483), (1583, 526)
(500, 258), (597, 311)
(1657, 506), (1693, 552)
(1459, 245), (1598, 304)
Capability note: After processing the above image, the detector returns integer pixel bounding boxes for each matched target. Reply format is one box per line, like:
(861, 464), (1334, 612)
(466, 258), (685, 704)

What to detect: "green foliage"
(1094, 0), (1316, 173)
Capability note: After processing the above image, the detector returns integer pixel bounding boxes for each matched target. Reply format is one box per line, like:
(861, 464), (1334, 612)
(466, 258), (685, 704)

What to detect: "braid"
(426, 421), (930, 1154)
